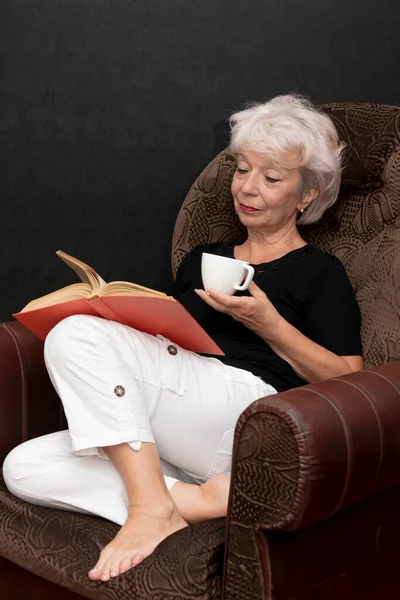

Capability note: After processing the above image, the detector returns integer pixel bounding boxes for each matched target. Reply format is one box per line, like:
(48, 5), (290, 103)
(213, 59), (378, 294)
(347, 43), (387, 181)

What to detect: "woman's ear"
(298, 186), (318, 212)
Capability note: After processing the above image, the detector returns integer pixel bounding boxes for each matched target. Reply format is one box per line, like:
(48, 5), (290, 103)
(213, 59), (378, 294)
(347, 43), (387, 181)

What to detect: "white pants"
(3, 315), (275, 526)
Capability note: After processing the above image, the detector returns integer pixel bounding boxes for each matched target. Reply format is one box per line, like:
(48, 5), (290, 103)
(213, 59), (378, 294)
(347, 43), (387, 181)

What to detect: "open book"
(13, 251), (223, 355)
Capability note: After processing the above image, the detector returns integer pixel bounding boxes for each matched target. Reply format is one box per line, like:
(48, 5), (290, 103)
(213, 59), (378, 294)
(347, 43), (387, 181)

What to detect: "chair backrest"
(172, 103), (400, 368)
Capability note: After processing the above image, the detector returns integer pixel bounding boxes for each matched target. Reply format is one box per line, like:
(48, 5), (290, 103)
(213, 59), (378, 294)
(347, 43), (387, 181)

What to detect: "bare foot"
(88, 475), (230, 582)
(88, 502), (187, 582)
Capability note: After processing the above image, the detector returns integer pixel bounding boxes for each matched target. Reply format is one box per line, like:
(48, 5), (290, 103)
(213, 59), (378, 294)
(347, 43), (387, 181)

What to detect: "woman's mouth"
(239, 203), (260, 213)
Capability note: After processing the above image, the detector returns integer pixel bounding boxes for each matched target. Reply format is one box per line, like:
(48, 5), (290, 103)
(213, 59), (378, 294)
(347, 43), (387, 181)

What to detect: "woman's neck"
(234, 228), (307, 264)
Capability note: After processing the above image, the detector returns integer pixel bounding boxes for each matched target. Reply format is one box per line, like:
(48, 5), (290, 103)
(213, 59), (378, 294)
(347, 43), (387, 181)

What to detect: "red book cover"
(13, 296), (223, 355)
(14, 298), (99, 341)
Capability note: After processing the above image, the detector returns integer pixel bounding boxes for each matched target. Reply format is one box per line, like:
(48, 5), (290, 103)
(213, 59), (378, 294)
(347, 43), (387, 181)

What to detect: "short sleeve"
(305, 258), (363, 356)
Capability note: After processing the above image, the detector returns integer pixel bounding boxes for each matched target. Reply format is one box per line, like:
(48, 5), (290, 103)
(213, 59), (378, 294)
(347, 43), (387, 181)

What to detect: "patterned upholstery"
(0, 472), (224, 599)
(172, 103), (400, 369)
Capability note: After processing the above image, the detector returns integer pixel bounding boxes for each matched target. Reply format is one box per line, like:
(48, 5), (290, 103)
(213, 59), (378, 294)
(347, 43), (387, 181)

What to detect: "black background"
(1, 0), (400, 320)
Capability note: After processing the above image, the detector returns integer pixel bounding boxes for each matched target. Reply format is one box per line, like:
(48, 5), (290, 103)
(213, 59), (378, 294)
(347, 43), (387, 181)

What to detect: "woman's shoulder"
(303, 245), (352, 288)
(301, 244), (342, 268)
(271, 244), (342, 276)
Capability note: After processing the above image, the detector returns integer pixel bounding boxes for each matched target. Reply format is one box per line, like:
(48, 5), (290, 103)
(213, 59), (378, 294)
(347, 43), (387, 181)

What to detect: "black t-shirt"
(175, 241), (362, 393)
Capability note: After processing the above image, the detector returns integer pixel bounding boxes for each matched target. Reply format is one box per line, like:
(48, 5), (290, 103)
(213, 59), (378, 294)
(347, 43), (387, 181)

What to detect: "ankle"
(128, 496), (178, 519)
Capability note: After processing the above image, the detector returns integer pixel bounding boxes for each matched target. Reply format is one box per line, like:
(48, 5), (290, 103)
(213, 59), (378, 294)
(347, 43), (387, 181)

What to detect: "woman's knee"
(44, 315), (106, 366)
(3, 440), (37, 497)
(3, 432), (72, 499)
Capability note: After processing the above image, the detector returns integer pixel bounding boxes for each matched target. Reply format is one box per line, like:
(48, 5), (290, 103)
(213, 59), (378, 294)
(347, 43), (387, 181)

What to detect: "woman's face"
(231, 150), (311, 234)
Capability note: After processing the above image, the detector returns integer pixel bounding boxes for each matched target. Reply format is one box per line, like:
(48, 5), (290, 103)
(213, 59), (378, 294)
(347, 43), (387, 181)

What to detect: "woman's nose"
(241, 172), (259, 194)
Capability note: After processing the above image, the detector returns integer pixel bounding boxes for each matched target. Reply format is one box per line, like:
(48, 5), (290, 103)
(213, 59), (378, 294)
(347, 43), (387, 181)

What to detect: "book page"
(20, 283), (94, 312)
(101, 281), (173, 299)
(56, 250), (107, 292)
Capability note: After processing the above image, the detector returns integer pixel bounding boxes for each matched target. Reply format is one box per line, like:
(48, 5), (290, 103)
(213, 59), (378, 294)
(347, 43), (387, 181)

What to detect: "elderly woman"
(3, 94), (363, 582)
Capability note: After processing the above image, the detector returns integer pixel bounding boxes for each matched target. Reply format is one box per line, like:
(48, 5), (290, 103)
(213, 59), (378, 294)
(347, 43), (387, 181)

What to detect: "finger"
(196, 290), (238, 314)
(194, 289), (217, 305)
(194, 289), (226, 311)
(194, 288), (210, 298)
(247, 281), (266, 299)
(205, 289), (245, 308)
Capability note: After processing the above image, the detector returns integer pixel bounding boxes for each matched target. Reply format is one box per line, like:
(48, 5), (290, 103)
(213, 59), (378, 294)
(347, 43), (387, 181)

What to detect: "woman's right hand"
(195, 282), (283, 340)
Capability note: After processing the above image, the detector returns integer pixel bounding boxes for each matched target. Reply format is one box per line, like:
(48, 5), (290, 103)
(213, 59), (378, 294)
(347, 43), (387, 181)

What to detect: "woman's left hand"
(195, 282), (282, 340)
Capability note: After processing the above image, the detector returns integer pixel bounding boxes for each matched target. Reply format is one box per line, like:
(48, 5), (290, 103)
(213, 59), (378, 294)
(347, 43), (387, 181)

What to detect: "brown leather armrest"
(0, 322), (61, 463)
(222, 362), (400, 599)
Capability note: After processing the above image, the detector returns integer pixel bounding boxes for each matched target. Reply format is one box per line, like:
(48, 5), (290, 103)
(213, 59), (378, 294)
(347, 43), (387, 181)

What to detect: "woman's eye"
(265, 176), (280, 183)
(236, 167), (248, 174)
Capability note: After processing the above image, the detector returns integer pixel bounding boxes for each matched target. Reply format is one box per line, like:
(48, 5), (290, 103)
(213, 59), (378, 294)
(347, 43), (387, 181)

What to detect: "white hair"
(229, 94), (345, 224)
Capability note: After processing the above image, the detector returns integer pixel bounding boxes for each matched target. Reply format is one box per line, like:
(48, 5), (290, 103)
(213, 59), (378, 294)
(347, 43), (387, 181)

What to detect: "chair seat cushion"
(0, 474), (224, 600)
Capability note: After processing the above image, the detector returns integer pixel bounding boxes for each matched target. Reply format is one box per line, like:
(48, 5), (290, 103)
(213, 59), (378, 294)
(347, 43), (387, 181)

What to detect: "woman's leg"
(8, 314), (274, 580)
(90, 442), (230, 581)
(86, 441), (185, 579)
(4, 432), (229, 581)
(3, 431), (184, 524)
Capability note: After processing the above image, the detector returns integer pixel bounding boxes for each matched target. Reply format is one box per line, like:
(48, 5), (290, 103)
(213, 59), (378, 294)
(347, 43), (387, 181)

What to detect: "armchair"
(1, 103), (400, 600)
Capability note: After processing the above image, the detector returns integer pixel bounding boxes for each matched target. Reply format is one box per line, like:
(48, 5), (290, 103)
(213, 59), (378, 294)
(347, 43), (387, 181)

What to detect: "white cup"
(201, 252), (255, 295)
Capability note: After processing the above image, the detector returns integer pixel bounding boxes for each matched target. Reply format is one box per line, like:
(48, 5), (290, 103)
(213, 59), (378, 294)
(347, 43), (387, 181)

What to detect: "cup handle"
(234, 264), (255, 291)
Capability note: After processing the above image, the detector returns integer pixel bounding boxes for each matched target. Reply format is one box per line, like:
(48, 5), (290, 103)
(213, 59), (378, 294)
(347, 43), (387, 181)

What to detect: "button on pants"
(3, 315), (276, 526)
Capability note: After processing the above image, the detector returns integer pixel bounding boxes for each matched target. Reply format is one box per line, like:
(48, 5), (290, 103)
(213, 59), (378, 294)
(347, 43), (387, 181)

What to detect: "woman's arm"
(195, 282), (363, 384)
(259, 315), (363, 382)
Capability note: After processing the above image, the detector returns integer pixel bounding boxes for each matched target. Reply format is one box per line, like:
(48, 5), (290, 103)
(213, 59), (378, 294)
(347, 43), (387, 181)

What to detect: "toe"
(100, 570), (111, 582)
(119, 557), (132, 574)
(110, 551), (144, 577)
(89, 545), (115, 581)
(131, 553), (145, 567)
(99, 557), (116, 582)
(109, 553), (128, 578)
(88, 555), (108, 581)
(88, 566), (100, 581)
